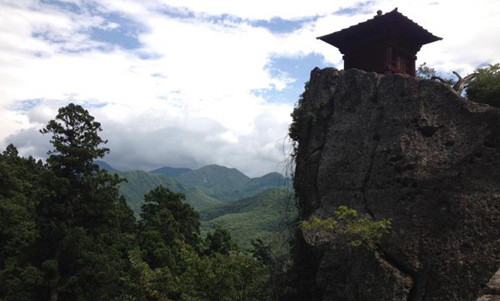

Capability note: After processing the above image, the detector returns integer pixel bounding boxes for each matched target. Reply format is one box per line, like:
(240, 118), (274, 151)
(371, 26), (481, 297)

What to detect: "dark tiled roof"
(318, 8), (442, 49)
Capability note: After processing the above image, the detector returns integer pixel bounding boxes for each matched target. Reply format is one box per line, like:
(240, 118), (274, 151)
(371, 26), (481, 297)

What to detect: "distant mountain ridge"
(95, 161), (289, 212)
(150, 166), (192, 177)
(177, 165), (251, 201)
(95, 161), (294, 247)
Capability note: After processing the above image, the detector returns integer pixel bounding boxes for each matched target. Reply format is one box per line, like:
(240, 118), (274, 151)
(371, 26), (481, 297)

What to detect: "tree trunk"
(50, 291), (58, 301)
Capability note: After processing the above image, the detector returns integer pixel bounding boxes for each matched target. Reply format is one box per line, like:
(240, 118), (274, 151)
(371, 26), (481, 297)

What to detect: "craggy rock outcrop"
(289, 68), (500, 301)
(477, 268), (500, 301)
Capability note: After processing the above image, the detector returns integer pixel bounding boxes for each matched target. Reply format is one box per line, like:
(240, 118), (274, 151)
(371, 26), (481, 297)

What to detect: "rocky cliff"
(288, 68), (500, 301)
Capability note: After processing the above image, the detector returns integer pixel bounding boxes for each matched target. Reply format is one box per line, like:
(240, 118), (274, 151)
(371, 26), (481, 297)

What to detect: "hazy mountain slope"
(239, 172), (291, 198)
(176, 164), (250, 201)
(150, 166), (192, 177)
(118, 170), (222, 213)
(199, 186), (288, 221)
(118, 170), (186, 213)
(95, 160), (119, 173)
(200, 188), (297, 248)
(93, 161), (296, 249)
(97, 161), (292, 235)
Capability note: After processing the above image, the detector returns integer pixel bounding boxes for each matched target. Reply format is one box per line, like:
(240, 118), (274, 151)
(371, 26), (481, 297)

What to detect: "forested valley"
(0, 104), (292, 301)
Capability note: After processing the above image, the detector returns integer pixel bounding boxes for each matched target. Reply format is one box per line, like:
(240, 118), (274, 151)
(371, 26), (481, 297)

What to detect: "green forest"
(0, 104), (291, 301)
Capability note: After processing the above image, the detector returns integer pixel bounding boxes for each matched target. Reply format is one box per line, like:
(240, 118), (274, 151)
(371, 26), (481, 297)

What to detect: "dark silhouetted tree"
(36, 103), (129, 301)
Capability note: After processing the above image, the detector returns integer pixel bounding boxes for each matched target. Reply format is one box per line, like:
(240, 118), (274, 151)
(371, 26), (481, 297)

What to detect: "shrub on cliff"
(298, 206), (392, 249)
(467, 63), (500, 107)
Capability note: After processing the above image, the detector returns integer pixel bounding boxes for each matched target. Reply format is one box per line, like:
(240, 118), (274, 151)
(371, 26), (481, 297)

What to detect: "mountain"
(176, 164), (250, 201)
(200, 188), (296, 249)
(93, 162), (231, 212)
(114, 164), (290, 214)
(119, 169), (225, 213)
(117, 170), (187, 213)
(241, 172), (291, 197)
(95, 161), (295, 248)
(150, 166), (192, 177)
(95, 160), (119, 172)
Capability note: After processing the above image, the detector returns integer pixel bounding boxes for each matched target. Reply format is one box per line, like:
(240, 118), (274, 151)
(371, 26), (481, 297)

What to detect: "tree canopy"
(1, 103), (282, 301)
(467, 63), (500, 107)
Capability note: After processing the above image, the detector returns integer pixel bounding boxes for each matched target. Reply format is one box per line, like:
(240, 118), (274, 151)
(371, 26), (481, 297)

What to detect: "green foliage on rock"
(298, 206), (392, 248)
(289, 81), (310, 145)
(467, 63), (500, 107)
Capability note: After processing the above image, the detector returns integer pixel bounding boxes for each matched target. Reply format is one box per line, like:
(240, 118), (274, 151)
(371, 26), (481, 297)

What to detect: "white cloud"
(156, 0), (367, 20)
(1, 0), (500, 176)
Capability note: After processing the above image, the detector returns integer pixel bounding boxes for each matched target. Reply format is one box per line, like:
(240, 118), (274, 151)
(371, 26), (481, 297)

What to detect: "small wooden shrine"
(317, 8), (441, 76)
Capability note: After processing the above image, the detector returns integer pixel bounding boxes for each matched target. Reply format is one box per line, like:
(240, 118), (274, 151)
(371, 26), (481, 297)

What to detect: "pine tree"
(37, 103), (129, 301)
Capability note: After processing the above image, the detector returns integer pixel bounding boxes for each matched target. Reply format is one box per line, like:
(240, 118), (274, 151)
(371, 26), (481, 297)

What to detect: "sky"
(1, 0), (499, 177)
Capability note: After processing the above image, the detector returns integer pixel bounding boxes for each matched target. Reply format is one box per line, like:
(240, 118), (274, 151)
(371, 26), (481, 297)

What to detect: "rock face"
(477, 268), (500, 301)
(289, 68), (500, 301)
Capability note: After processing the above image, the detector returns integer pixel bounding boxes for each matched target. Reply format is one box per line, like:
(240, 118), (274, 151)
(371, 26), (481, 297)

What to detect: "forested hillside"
(98, 160), (295, 247)
(200, 188), (296, 248)
(0, 104), (293, 301)
(110, 162), (291, 213)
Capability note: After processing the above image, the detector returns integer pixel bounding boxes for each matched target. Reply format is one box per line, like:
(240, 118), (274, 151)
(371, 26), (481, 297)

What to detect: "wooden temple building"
(317, 8), (441, 76)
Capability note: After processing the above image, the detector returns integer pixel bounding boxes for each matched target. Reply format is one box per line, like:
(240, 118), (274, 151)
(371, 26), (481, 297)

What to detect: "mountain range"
(96, 161), (295, 247)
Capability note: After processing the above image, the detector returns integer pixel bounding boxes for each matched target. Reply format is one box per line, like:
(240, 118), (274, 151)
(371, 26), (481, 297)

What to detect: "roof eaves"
(316, 8), (442, 44)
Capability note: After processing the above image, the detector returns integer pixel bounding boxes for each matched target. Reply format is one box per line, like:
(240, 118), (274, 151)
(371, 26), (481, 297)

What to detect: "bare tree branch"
(431, 76), (449, 83)
(453, 72), (478, 94)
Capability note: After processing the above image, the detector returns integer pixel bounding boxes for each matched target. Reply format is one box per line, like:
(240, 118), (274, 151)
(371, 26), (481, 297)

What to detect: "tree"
(36, 103), (129, 301)
(417, 62), (456, 85)
(203, 226), (238, 256)
(1, 103), (278, 301)
(39, 103), (124, 230)
(138, 186), (200, 268)
(467, 63), (500, 107)
(0, 145), (44, 301)
(416, 62), (437, 79)
(40, 103), (108, 177)
(249, 238), (293, 300)
(180, 252), (268, 301)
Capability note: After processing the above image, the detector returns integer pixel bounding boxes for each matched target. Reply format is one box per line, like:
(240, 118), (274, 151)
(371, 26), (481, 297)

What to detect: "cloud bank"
(1, 0), (499, 176)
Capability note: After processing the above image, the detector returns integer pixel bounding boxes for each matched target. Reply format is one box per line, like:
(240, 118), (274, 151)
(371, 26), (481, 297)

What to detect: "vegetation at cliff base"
(0, 103), (290, 301)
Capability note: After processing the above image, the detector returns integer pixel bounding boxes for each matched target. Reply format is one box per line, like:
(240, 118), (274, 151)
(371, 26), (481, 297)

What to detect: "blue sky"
(1, 0), (499, 176)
